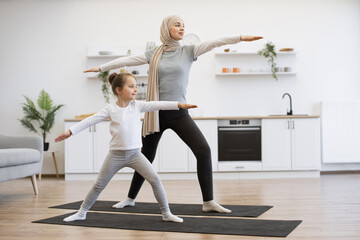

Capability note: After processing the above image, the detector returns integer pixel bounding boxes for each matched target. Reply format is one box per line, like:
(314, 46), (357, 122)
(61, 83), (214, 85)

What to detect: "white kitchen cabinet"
(262, 119), (292, 170)
(261, 118), (320, 171)
(188, 120), (218, 172)
(93, 122), (112, 172)
(130, 119), (219, 173)
(65, 122), (94, 173)
(291, 119), (321, 170)
(158, 129), (189, 172)
(157, 120), (218, 173)
(65, 121), (111, 173)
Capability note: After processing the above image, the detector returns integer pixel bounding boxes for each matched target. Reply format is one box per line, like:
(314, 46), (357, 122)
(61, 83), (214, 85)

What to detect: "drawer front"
(218, 161), (262, 171)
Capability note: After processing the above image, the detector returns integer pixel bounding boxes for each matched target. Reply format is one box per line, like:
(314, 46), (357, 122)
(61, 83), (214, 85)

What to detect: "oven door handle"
(218, 127), (261, 131)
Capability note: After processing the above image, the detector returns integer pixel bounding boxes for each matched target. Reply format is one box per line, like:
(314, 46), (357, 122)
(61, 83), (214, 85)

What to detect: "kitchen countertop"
(65, 115), (320, 121)
(204, 115), (320, 120)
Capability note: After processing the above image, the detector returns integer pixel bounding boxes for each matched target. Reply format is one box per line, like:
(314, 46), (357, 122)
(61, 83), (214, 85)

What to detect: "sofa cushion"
(0, 148), (41, 168)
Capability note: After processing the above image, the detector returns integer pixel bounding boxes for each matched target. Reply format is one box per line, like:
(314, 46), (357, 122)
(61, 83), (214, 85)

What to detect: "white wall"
(1, 0), (359, 174)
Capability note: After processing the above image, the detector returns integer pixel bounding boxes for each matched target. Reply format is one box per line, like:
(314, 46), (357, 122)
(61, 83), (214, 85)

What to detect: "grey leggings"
(80, 149), (169, 213)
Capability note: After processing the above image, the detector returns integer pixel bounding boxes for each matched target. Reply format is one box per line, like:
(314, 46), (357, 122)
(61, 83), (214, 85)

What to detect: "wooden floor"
(1, 174), (360, 240)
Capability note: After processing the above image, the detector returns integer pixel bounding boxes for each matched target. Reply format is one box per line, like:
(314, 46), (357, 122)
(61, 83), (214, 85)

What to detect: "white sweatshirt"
(69, 100), (179, 150)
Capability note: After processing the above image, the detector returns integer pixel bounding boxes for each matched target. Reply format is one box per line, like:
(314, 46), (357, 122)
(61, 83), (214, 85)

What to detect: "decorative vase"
(44, 142), (49, 151)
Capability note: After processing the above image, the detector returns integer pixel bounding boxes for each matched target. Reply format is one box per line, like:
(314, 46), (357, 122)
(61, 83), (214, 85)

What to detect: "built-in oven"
(218, 119), (261, 162)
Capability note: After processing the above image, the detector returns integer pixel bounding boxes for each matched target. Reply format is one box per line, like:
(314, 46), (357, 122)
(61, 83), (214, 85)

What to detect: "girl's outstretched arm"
(178, 103), (198, 109)
(55, 106), (110, 143)
(194, 35), (263, 58)
(55, 130), (72, 142)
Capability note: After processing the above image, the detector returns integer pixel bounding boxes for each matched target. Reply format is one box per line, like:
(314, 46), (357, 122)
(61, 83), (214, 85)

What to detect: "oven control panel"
(218, 119), (261, 127)
(229, 120), (250, 125)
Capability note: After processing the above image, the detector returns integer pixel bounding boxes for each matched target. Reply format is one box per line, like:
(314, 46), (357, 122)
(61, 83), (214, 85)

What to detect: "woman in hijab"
(84, 15), (262, 213)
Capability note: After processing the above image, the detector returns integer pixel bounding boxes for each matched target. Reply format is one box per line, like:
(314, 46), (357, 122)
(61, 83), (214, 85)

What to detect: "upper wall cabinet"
(214, 51), (297, 78)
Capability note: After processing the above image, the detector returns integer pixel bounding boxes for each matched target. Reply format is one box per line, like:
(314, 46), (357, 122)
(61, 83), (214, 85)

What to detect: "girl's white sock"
(202, 200), (232, 213)
(112, 197), (135, 208)
(63, 209), (87, 222)
(162, 212), (183, 223)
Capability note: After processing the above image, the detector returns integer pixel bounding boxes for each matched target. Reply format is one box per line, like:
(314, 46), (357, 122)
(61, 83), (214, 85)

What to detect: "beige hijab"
(142, 15), (182, 137)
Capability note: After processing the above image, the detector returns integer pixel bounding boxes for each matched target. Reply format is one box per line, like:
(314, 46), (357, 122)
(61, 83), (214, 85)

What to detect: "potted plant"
(98, 71), (110, 103)
(19, 89), (64, 151)
(258, 42), (278, 80)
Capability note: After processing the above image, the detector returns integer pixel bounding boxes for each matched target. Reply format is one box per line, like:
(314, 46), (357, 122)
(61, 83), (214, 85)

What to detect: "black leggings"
(127, 109), (214, 201)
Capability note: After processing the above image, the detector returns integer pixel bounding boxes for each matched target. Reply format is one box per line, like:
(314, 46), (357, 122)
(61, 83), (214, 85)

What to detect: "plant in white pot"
(19, 89), (64, 151)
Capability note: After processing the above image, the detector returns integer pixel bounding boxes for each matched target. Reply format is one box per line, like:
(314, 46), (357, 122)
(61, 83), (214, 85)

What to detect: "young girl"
(55, 72), (197, 223)
(84, 15), (262, 214)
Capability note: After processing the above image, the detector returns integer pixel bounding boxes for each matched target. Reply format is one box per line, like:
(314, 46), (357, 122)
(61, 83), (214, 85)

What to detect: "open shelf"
(87, 54), (130, 58)
(215, 49), (297, 79)
(216, 72), (297, 76)
(87, 73), (148, 79)
(215, 51), (297, 56)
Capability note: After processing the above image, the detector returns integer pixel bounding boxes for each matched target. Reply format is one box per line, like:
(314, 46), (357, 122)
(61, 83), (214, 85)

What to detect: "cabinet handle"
(94, 125), (96, 132)
(287, 120), (290, 129)
(235, 166), (245, 169)
(219, 127), (260, 131)
(292, 120), (295, 129)
(89, 127), (91, 132)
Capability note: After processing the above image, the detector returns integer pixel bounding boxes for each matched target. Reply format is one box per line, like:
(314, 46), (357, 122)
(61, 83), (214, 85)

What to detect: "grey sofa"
(0, 135), (43, 195)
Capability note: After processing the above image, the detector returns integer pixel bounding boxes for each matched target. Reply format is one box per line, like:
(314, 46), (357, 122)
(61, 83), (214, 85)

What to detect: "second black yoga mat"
(51, 200), (273, 217)
(33, 211), (301, 237)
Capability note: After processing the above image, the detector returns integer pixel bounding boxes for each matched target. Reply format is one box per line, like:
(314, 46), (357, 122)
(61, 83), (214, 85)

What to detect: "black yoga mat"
(51, 200), (272, 218)
(33, 211), (301, 237)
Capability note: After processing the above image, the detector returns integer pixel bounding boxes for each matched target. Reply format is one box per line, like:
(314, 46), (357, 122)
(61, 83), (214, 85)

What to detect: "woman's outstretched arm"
(193, 35), (263, 58)
(84, 53), (148, 73)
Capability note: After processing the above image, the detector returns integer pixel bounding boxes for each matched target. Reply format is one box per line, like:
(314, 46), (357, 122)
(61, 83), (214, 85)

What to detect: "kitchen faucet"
(282, 93), (293, 115)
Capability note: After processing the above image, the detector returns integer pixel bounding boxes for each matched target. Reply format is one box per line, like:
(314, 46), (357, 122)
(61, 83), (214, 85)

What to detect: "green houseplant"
(19, 89), (64, 151)
(258, 42), (278, 80)
(98, 71), (110, 103)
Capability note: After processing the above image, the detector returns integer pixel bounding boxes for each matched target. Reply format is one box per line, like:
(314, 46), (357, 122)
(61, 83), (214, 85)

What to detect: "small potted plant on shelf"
(19, 89), (64, 151)
(97, 71), (110, 103)
(258, 42), (278, 80)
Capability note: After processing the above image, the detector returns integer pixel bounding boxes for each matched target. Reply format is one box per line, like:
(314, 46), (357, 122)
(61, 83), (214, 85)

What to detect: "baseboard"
(320, 170), (360, 175)
(65, 171), (321, 181)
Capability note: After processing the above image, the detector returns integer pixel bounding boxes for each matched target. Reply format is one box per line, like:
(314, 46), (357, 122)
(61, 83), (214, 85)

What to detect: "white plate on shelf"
(98, 51), (113, 55)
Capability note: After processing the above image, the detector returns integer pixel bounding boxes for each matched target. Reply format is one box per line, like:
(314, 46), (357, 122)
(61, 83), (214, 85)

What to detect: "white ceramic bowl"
(98, 51), (112, 55)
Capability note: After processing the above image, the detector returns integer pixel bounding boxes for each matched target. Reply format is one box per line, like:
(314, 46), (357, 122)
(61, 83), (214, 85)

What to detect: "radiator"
(321, 102), (360, 163)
